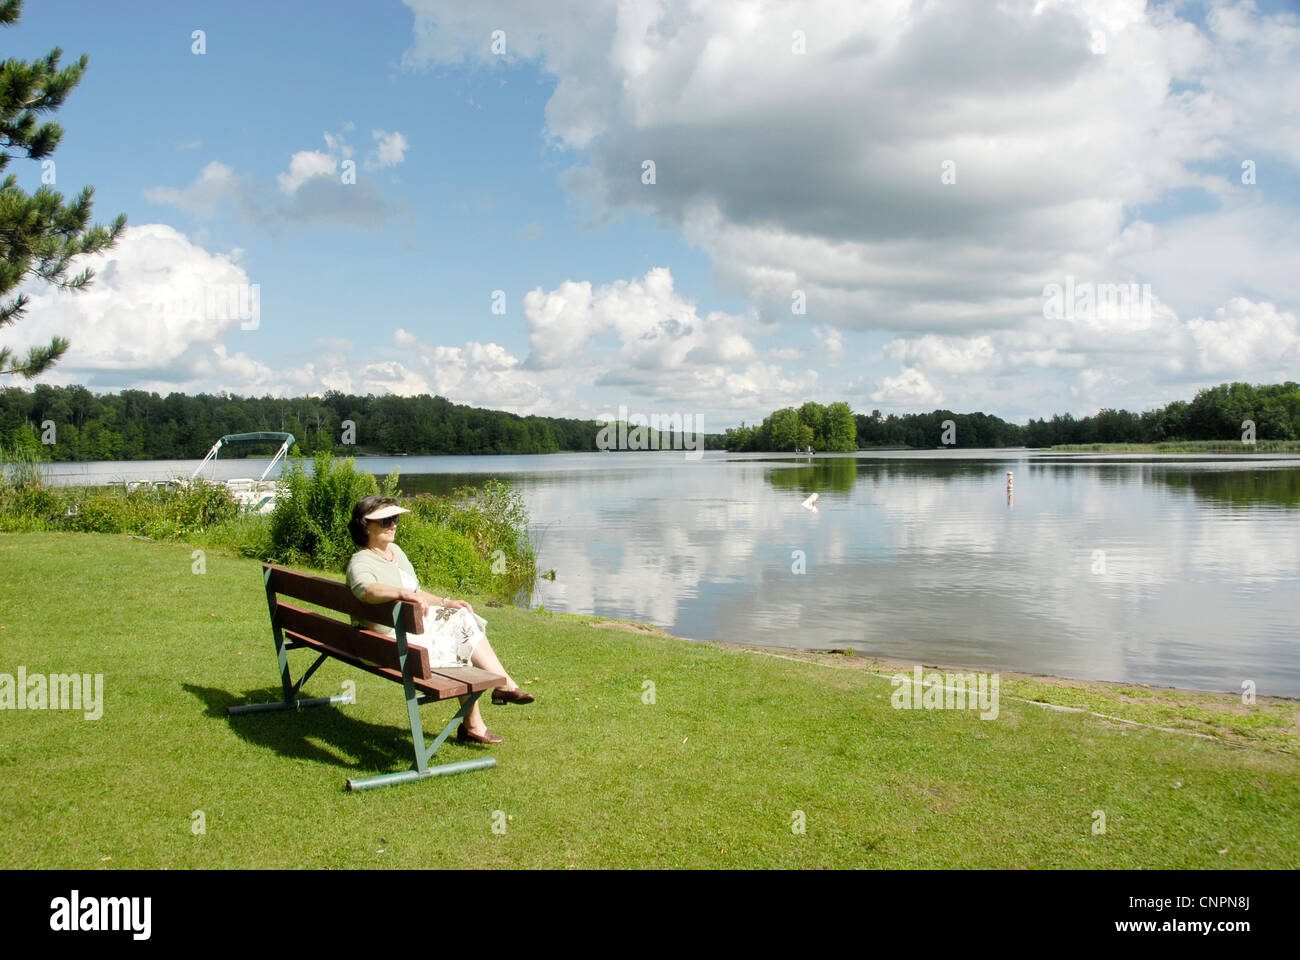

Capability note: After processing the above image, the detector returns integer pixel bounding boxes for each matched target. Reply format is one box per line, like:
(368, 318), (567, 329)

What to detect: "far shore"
(1049, 441), (1300, 454)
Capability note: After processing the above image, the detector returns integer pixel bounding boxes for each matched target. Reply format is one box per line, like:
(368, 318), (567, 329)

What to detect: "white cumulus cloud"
(366, 130), (409, 170)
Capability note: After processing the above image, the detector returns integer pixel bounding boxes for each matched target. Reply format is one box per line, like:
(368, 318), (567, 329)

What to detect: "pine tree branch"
(0, 1), (125, 380)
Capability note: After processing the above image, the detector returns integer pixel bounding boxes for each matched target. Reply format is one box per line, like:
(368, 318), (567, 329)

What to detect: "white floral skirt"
(407, 606), (487, 668)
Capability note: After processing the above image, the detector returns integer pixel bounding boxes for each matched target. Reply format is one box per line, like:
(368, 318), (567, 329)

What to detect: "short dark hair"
(349, 494), (400, 548)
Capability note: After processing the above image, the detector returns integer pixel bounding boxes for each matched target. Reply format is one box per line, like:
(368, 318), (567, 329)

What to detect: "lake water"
(42, 450), (1300, 697)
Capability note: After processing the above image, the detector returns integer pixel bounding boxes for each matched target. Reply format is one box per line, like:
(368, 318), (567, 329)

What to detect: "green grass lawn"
(2, 532), (1298, 869)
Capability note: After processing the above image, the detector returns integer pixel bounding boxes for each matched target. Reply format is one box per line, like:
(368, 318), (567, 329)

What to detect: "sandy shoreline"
(587, 616), (1294, 700)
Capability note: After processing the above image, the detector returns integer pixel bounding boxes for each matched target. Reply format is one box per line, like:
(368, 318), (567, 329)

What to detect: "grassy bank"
(1050, 440), (1300, 453)
(3, 532), (1298, 868)
(715, 646), (1300, 757)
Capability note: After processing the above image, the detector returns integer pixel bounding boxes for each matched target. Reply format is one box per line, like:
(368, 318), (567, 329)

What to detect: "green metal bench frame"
(227, 565), (506, 791)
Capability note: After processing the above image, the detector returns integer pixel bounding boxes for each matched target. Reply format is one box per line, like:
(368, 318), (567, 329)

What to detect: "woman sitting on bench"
(345, 494), (534, 745)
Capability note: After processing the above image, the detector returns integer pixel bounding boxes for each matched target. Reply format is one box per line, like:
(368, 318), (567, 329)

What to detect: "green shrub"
(67, 490), (135, 533)
(267, 450), (399, 570)
(0, 484), (64, 530)
(198, 513), (273, 560)
(405, 477), (536, 592)
(396, 518), (494, 592)
(23, 481), (239, 539)
(265, 457), (536, 594)
(456, 477), (531, 558)
(168, 480), (240, 532)
(0, 437), (51, 487)
(0, 440), (60, 530)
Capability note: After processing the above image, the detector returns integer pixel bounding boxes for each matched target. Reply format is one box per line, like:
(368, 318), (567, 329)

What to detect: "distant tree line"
(0, 386), (631, 460)
(727, 381), (1300, 451)
(1, 380), (1296, 460)
(1021, 381), (1300, 446)
(854, 409), (1025, 449)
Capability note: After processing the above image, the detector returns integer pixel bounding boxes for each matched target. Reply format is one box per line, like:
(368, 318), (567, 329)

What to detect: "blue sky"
(8, 1), (726, 380)
(7, 0), (1299, 428)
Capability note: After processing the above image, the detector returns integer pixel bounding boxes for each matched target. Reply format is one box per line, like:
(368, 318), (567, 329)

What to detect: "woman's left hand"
(443, 597), (474, 616)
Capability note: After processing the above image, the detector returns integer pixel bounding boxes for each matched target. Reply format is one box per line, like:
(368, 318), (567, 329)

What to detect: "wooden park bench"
(227, 564), (507, 791)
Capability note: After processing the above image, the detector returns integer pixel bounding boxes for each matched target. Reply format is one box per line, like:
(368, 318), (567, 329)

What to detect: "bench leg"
(346, 757), (497, 791)
(346, 691), (493, 792)
(227, 693), (352, 715)
(423, 690), (483, 758)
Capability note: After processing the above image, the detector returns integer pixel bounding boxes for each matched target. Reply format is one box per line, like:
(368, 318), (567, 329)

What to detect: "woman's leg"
(470, 635), (519, 691)
(458, 636), (520, 734)
(459, 694), (488, 735)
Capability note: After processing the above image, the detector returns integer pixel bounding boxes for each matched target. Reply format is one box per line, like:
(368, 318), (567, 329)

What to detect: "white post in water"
(1006, 470), (1014, 508)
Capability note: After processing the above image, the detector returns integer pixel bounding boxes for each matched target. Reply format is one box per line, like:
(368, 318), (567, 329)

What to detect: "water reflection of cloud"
(519, 456), (1298, 694)
(527, 466), (780, 627)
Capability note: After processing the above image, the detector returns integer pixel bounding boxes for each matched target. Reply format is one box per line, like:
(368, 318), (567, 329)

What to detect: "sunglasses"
(370, 516), (400, 528)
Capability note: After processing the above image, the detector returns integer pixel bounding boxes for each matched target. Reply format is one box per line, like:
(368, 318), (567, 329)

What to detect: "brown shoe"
(457, 722), (503, 745)
(491, 686), (536, 706)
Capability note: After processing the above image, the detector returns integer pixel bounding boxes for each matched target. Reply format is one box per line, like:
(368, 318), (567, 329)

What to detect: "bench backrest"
(263, 564), (432, 678)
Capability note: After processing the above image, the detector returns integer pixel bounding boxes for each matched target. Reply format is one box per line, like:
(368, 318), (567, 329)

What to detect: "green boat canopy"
(193, 432), (296, 482)
(218, 432), (296, 444)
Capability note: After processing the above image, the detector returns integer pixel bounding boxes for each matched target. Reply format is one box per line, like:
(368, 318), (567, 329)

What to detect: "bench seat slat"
(429, 665), (507, 693)
(281, 629), (468, 699)
(280, 635), (506, 695)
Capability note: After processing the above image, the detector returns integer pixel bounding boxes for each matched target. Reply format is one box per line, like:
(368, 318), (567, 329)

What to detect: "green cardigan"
(345, 544), (419, 638)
